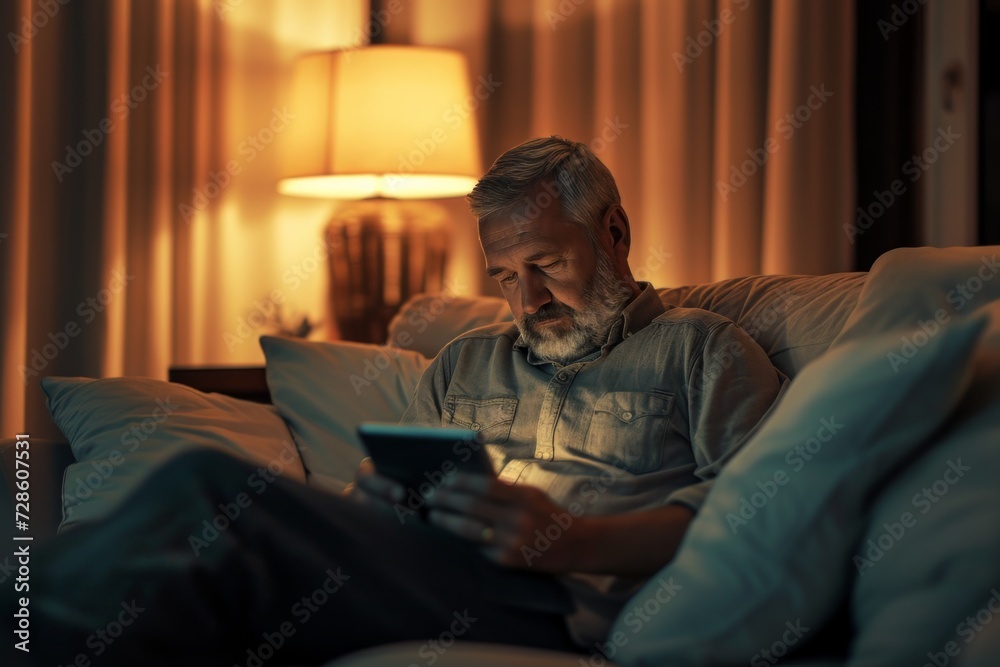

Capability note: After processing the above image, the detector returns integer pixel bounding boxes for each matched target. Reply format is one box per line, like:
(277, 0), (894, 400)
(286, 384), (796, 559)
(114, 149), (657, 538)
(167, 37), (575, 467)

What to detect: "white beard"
(517, 249), (634, 365)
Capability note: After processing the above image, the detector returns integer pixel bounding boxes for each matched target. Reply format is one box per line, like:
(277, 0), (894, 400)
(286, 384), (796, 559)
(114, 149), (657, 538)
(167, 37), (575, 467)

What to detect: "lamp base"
(325, 200), (449, 344)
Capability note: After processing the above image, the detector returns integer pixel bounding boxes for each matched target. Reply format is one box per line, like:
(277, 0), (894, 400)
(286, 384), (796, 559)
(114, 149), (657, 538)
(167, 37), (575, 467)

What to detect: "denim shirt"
(400, 283), (786, 646)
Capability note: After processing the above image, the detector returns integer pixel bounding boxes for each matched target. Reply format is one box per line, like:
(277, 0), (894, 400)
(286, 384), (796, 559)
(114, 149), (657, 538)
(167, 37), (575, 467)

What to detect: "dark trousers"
(11, 449), (579, 666)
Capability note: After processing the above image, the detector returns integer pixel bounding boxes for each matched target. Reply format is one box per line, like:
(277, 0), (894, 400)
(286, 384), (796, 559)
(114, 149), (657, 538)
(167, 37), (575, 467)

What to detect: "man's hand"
(343, 457), (404, 515)
(425, 472), (696, 577)
(423, 473), (578, 572)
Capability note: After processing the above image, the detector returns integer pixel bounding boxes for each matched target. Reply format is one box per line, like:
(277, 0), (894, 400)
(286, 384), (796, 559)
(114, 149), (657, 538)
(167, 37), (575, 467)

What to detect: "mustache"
(520, 302), (576, 329)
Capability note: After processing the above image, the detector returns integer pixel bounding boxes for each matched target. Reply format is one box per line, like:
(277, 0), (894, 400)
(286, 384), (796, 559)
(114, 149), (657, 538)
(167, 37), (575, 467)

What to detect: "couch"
(2, 246), (999, 666)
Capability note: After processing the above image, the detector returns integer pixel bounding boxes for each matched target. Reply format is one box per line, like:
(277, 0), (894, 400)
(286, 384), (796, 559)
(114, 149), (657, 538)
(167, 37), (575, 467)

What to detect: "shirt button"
(471, 422), (481, 430)
(621, 411), (633, 421)
(556, 372), (568, 381)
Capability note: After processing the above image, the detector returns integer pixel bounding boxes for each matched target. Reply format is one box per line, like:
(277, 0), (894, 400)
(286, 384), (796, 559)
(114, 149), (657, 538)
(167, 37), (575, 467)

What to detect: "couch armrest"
(0, 438), (74, 545)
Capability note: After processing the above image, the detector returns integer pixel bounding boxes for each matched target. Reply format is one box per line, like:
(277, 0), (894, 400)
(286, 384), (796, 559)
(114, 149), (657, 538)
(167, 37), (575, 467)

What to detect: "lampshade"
(279, 45), (482, 200)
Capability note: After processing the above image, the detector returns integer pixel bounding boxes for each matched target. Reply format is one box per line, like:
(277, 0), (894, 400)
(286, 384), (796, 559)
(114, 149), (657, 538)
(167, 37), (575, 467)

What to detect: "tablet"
(356, 423), (495, 496)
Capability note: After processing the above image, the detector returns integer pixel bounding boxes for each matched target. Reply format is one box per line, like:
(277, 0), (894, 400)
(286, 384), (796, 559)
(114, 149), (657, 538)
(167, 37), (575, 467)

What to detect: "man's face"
(479, 203), (634, 364)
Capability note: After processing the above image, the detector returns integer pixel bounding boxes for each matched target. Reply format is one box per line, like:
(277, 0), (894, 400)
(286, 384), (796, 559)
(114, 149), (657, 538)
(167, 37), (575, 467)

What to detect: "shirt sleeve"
(666, 321), (788, 512)
(399, 344), (454, 427)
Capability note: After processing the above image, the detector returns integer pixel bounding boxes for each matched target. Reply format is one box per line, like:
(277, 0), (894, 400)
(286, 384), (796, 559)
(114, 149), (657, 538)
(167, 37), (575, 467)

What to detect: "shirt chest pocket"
(443, 395), (518, 445)
(584, 390), (675, 474)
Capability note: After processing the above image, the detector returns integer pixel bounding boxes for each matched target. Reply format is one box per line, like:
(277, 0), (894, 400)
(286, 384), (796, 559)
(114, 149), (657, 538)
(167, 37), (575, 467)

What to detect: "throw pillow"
(260, 336), (431, 493)
(386, 292), (514, 358)
(833, 245), (1000, 346)
(609, 313), (987, 665)
(42, 376), (306, 531)
(846, 301), (1000, 666)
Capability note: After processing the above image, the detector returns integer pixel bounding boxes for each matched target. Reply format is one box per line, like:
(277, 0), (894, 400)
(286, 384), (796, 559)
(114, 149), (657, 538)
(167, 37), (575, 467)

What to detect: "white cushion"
(389, 273), (866, 378)
(833, 245), (1000, 346)
(658, 273), (866, 378)
(260, 336), (431, 493)
(610, 313), (987, 665)
(847, 301), (1000, 666)
(42, 376), (305, 530)
(386, 293), (514, 358)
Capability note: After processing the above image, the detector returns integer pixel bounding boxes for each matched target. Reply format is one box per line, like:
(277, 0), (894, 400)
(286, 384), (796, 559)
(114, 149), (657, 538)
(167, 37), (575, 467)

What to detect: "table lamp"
(278, 45), (482, 342)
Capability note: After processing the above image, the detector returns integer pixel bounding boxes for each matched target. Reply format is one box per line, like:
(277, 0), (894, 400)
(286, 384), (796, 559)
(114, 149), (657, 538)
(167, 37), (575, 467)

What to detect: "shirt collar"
(513, 282), (665, 366)
(617, 282), (665, 340)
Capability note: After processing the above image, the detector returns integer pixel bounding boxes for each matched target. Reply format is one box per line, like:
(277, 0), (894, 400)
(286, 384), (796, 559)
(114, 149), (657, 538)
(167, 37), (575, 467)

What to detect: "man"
(354, 135), (785, 648)
(12, 137), (784, 666)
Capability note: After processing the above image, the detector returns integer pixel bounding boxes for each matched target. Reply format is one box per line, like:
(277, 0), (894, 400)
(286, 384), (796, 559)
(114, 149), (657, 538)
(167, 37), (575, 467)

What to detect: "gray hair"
(467, 136), (621, 243)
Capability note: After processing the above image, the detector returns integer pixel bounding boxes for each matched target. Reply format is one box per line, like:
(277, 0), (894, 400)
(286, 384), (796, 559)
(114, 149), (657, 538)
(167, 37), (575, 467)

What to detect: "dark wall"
(853, 0), (925, 270)
(980, 0), (1000, 244)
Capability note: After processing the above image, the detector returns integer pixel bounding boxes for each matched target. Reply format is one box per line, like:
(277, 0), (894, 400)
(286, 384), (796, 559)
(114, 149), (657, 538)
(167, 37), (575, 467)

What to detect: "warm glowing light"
(279, 46), (482, 201)
(278, 174), (479, 199)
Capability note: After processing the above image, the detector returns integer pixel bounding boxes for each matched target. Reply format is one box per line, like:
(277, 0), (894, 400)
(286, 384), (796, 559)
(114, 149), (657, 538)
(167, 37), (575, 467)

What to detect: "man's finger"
(355, 469), (404, 502)
(428, 509), (496, 544)
(425, 487), (509, 529)
(442, 471), (507, 496)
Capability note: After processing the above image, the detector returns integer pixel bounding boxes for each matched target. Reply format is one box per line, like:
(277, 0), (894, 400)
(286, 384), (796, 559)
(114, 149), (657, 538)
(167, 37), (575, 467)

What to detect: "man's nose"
(520, 273), (551, 315)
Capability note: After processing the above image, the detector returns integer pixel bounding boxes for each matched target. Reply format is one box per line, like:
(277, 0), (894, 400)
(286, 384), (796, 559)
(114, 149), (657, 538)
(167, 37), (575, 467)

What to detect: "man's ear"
(602, 204), (631, 258)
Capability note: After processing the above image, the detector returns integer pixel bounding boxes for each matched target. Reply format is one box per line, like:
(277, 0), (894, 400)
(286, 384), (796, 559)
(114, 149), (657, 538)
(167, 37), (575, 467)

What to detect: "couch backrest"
(660, 273), (867, 377)
(388, 272), (867, 378)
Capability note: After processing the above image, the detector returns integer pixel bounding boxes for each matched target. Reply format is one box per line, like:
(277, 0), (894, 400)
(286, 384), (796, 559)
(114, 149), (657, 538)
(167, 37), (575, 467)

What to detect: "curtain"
(2, 0), (198, 438)
(1, 0), (854, 436)
(388, 0), (855, 294)
(0, 0), (364, 437)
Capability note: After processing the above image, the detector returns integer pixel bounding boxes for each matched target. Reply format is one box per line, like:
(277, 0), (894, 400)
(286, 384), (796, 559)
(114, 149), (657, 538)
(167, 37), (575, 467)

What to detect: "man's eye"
(539, 260), (564, 272)
(499, 274), (518, 284)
